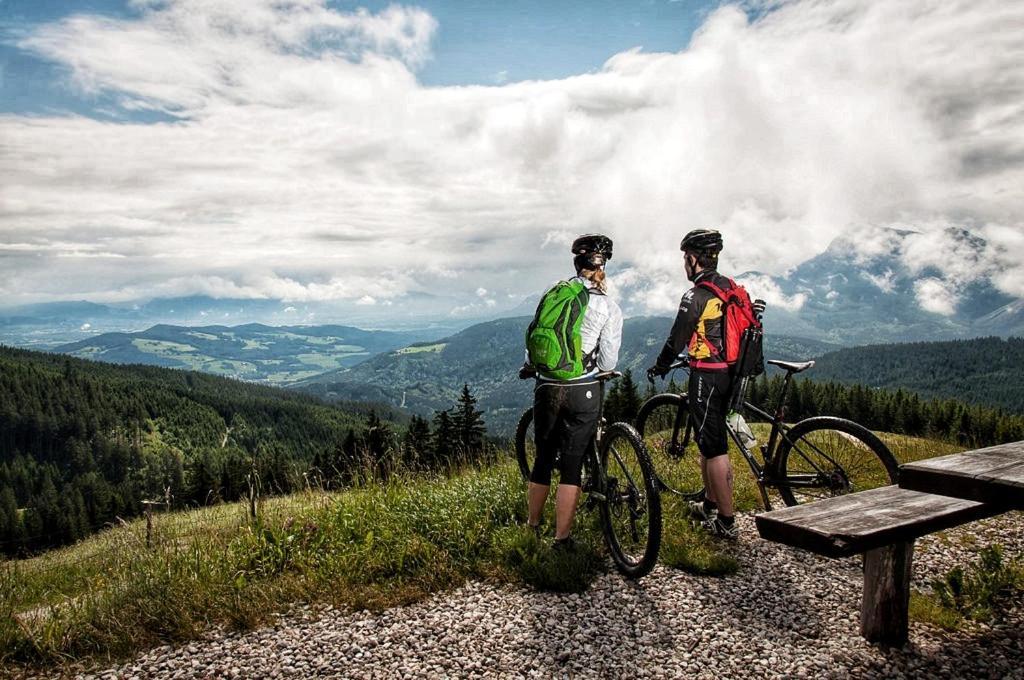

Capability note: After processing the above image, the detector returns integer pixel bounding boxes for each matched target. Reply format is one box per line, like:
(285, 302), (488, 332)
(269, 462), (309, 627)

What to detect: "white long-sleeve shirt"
(532, 275), (624, 380)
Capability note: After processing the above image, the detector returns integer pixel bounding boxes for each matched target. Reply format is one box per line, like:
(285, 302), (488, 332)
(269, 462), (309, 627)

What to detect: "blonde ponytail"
(581, 268), (607, 294)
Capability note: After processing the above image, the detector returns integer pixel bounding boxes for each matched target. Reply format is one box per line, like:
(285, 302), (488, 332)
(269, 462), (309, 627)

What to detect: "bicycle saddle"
(766, 359), (815, 374)
(594, 371), (623, 382)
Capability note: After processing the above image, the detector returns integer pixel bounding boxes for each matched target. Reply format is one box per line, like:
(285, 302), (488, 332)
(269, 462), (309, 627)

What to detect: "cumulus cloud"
(0, 0), (1021, 313)
(17, 0), (437, 114)
(914, 278), (958, 316)
(735, 274), (808, 312)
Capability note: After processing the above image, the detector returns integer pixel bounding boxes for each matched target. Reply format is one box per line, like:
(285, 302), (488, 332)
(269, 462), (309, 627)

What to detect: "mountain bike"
(515, 370), (662, 578)
(638, 358), (898, 510)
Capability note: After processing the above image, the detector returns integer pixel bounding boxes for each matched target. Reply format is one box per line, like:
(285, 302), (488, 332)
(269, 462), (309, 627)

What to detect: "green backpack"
(526, 280), (590, 380)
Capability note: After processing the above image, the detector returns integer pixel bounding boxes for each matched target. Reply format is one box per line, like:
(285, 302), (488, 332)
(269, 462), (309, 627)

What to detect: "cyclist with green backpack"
(646, 229), (759, 540)
(523, 234), (623, 548)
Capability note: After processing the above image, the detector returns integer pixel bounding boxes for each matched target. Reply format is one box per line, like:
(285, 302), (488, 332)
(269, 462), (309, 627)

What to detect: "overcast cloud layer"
(1, 0), (1022, 315)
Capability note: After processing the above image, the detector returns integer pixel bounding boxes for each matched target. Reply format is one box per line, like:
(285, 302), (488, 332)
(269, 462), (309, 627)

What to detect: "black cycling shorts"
(688, 369), (732, 459)
(530, 380), (603, 487)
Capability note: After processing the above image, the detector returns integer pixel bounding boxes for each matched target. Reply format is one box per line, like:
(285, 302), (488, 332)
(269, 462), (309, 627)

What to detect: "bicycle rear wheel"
(598, 422), (662, 579)
(776, 417), (899, 506)
(514, 408), (535, 482)
(635, 393), (704, 499)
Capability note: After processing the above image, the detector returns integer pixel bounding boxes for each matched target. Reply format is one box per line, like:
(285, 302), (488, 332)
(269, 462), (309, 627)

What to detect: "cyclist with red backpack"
(647, 229), (759, 539)
(523, 234), (623, 549)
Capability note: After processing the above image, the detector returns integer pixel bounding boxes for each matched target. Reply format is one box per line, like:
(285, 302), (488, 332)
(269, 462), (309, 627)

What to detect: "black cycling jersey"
(654, 269), (735, 373)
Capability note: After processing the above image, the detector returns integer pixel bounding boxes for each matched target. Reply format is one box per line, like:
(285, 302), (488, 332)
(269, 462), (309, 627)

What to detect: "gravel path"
(75, 513), (1023, 679)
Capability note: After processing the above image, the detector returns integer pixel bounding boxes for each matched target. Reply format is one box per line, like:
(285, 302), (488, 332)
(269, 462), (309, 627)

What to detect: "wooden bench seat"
(755, 485), (1001, 645)
(755, 485), (999, 558)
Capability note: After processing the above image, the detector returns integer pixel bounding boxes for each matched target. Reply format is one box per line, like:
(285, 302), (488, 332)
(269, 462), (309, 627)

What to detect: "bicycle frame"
(667, 364), (835, 510)
(584, 423), (644, 511)
(585, 385), (645, 509)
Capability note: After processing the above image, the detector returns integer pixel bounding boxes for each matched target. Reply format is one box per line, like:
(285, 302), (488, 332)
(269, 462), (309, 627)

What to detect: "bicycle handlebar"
(646, 356), (689, 384)
(667, 357), (689, 371)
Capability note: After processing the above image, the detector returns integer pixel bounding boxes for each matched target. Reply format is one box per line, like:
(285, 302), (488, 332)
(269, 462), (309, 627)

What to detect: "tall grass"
(1, 456), (688, 672)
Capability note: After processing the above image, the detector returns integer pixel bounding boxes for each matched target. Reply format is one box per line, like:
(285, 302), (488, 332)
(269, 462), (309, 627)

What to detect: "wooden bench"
(754, 485), (1000, 645)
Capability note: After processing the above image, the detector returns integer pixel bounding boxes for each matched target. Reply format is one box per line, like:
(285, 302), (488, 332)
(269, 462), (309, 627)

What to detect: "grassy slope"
(0, 433), (981, 672)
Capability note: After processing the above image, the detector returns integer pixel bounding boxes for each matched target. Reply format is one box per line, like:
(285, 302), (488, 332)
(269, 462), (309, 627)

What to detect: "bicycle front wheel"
(776, 417), (899, 506)
(514, 408), (535, 482)
(598, 422), (662, 579)
(635, 393), (704, 499)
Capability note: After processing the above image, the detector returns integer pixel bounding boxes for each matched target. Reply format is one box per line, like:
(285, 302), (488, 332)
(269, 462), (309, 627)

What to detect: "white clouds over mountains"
(1, 0), (1021, 317)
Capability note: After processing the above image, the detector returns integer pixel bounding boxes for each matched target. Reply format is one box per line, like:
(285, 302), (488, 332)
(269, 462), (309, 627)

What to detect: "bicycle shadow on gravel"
(522, 566), (674, 678)
(680, 518), (841, 644)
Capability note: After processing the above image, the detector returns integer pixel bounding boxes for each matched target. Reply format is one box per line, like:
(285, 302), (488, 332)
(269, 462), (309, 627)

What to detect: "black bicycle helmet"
(680, 229), (723, 253)
(571, 234), (613, 272)
(572, 233), (613, 259)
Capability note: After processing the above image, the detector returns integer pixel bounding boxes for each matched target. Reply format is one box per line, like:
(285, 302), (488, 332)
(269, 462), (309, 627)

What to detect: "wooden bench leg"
(860, 540), (913, 646)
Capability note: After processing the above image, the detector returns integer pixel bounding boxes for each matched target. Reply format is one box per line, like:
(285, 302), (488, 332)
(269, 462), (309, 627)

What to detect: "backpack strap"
(696, 277), (735, 303)
(697, 277), (757, 326)
(689, 280), (726, 364)
(582, 285), (602, 368)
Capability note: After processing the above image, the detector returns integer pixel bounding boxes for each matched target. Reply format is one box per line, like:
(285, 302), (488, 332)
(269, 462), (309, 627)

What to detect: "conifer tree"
(604, 379), (622, 424)
(618, 370), (641, 424)
(188, 450), (221, 505)
(432, 409), (456, 467)
(787, 379), (804, 420)
(452, 384), (487, 461)
(0, 486), (19, 547)
(364, 411), (396, 479)
(402, 415), (433, 470)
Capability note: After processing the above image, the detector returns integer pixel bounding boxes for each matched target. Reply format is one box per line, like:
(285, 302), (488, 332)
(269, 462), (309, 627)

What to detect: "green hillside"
(56, 323), (430, 384)
(293, 316), (837, 434)
(0, 346), (392, 555)
(809, 336), (1024, 414)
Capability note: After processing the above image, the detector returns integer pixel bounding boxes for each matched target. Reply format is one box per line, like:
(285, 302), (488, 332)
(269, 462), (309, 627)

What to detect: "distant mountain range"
(292, 315), (1024, 435)
(54, 323), (433, 384)
(4, 232), (1021, 350)
(21, 308), (1024, 437)
(0, 294), (485, 349)
(291, 316), (838, 434)
(739, 229), (1024, 344)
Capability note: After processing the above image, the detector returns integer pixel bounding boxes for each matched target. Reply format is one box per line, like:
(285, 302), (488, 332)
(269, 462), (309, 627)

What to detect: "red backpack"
(698, 278), (765, 376)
